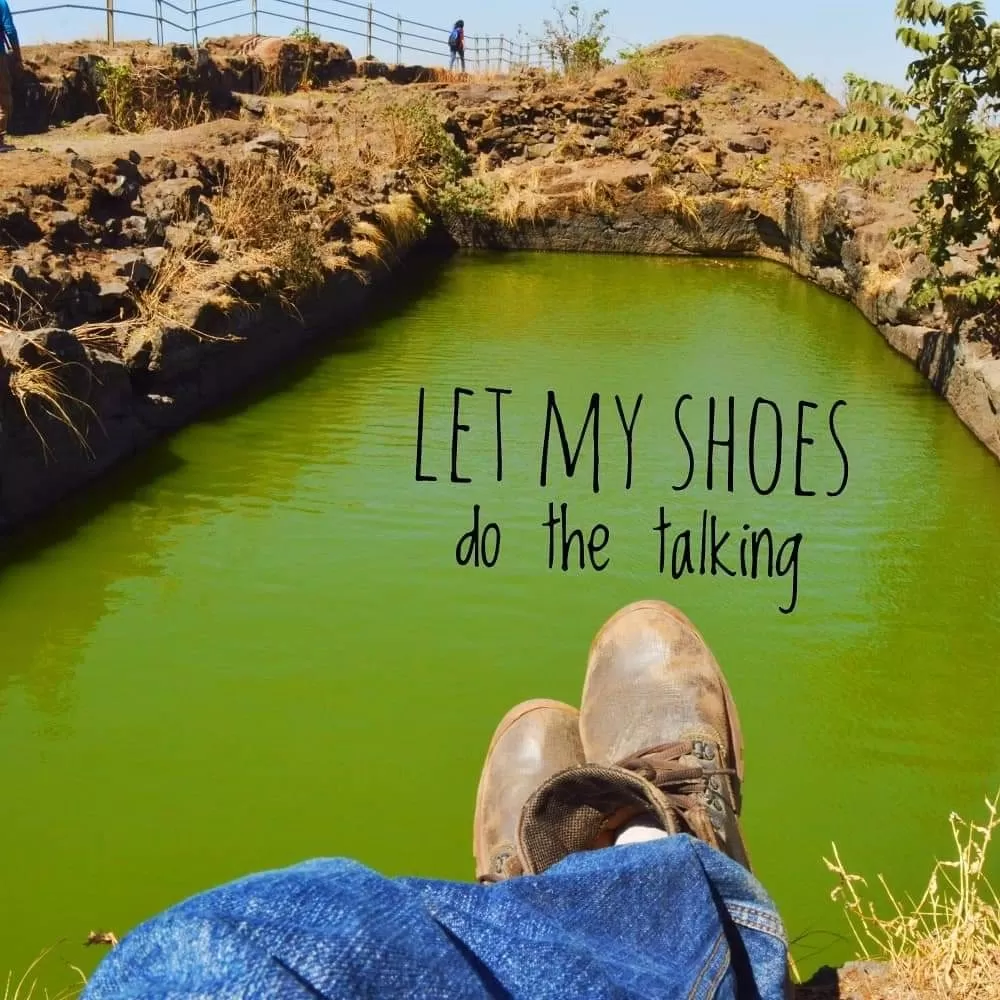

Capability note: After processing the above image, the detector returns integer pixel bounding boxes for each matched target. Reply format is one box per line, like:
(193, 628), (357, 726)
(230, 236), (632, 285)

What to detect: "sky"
(11, 0), (1000, 91)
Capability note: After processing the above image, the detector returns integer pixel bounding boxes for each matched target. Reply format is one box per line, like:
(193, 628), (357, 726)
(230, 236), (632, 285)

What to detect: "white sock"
(614, 822), (669, 846)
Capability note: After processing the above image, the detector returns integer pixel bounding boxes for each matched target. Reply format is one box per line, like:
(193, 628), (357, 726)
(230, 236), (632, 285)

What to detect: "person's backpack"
(449, 27), (461, 50)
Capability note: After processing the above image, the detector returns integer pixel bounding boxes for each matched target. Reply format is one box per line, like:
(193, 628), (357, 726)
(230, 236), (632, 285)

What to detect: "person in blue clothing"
(0, 0), (20, 151)
(448, 18), (466, 73)
(81, 600), (791, 999)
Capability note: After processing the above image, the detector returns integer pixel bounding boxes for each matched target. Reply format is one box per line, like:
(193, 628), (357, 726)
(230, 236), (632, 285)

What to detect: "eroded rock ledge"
(445, 183), (1000, 463)
(2, 37), (999, 535)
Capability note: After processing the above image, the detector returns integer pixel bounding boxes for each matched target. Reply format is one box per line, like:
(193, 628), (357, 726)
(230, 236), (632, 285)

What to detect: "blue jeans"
(449, 48), (465, 72)
(83, 836), (788, 999)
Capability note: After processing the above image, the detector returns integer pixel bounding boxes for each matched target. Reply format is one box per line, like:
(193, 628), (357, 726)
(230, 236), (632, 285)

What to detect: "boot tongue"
(618, 739), (734, 850)
(617, 739), (708, 790)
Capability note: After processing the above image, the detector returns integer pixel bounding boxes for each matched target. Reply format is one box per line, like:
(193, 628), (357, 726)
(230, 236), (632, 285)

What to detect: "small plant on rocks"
(542, 3), (609, 76)
(381, 99), (467, 190)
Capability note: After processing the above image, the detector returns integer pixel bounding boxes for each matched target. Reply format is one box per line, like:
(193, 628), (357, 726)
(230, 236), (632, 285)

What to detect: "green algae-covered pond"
(2, 252), (1000, 985)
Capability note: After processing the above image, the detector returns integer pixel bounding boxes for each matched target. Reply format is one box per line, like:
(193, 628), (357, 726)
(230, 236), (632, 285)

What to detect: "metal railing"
(12, 0), (557, 72)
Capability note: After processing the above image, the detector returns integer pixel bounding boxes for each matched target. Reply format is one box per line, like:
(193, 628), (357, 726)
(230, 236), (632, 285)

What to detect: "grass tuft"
(95, 57), (212, 133)
(577, 177), (616, 216)
(3, 945), (86, 1000)
(492, 169), (546, 227)
(658, 186), (702, 228)
(2, 338), (95, 459)
(211, 154), (325, 304)
(350, 220), (393, 270)
(825, 791), (1000, 1000)
(372, 194), (429, 255)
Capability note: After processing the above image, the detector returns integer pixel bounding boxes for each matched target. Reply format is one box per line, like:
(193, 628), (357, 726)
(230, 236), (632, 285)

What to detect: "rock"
(685, 149), (721, 172)
(69, 155), (95, 176)
(880, 323), (936, 363)
(112, 250), (153, 287)
(525, 142), (555, 160)
(98, 280), (130, 310)
(149, 158), (178, 182)
(47, 210), (87, 245)
(165, 223), (198, 247)
(836, 960), (892, 1000)
(592, 135), (612, 153)
(686, 173), (716, 194)
(144, 178), (204, 224)
(75, 114), (114, 133)
(104, 175), (131, 199)
(0, 327), (88, 368)
(121, 215), (153, 243)
(554, 138), (586, 161)
(834, 186), (876, 228)
(143, 246), (168, 270)
(728, 135), (770, 154)
(621, 171), (650, 193)
(243, 131), (289, 155)
(236, 93), (266, 117)
(943, 251), (978, 280)
(787, 181), (838, 268)
(815, 266), (849, 297)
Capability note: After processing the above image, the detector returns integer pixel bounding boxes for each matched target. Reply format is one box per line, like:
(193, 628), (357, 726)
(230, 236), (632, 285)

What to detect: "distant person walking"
(448, 19), (465, 73)
(0, 0), (21, 151)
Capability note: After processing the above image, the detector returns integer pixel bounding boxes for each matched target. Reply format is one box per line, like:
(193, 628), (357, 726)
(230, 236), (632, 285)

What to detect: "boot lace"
(617, 739), (736, 849)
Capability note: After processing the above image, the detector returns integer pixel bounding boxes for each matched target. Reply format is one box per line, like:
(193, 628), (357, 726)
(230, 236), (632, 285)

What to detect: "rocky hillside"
(0, 35), (997, 534)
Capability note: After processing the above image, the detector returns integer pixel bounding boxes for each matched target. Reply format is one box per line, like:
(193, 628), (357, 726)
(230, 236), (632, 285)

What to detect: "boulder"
(728, 135), (770, 154)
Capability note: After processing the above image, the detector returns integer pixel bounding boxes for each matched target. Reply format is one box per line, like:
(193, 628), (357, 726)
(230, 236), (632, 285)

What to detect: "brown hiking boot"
(473, 699), (584, 883)
(580, 599), (749, 866)
(516, 600), (750, 875)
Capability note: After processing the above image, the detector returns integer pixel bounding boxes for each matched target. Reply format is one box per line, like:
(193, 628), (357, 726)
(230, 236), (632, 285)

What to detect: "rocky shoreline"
(1, 35), (998, 536)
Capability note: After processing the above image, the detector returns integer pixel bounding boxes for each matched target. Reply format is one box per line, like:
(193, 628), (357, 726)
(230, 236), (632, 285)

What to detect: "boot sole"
(472, 698), (581, 875)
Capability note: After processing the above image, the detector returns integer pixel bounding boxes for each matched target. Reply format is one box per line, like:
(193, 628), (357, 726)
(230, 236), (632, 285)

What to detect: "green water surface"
(2, 252), (1000, 986)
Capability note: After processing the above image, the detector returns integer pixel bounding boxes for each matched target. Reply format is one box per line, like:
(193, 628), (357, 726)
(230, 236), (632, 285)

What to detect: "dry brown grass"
(344, 194), (428, 273)
(577, 177), (616, 215)
(133, 242), (214, 330)
(379, 98), (466, 190)
(632, 36), (800, 99)
(372, 194), (428, 254)
(825, 791), (1000, 1000)
(96, 58), (213, 133)
(211, 154), (325, 303)
(657, 185), (702, 228)
(3, 947), (85, 1000)
(490, 169), (546, 227)
(350, 220), (393, 271)
(0, 274), (49, 332)
(2, 341), (94, 460)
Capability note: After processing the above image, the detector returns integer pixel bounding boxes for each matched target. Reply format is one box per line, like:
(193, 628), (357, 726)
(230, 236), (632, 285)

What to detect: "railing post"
(499, 33), (504, 73)
(155, 0), (163, 44)
(190, 0), (199, 46)
(395, 14), (401, 64)
(251, 0), (258, 36)
(106, 0), (114, 45)
(304, 0), (310, 35)
(485, 36), (490, 74)
(366, 2), (373, 58)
